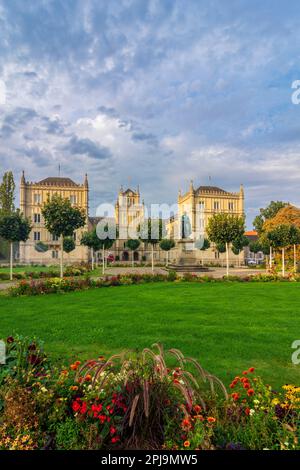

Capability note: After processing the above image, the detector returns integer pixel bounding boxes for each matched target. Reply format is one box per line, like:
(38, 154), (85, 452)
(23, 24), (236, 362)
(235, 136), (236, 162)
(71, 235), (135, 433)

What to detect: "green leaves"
(253, 201), (288, 235)
(206, 213), (245, 246)
(42, 194), (86, 237)
(159, 239), (175, 251)
(126, 239), (141, 251)
(81, 229), (103, 251)
(63, 237), (75, 253)
(267, 224), (300, 249)
(0, 211), (31, 242)
(0, 171), (15, 217)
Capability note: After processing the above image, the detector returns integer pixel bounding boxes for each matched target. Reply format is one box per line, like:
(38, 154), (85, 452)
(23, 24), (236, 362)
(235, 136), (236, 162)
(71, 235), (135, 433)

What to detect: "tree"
(288, 225), (300, 272)
(42, 195), (86, 278)
(125, 239), (141, 267)
(267, 224), (291, 276)
(232, 235), (249, 266)
(195, 238), (210, 266)
(0, 211), (31, 280)
(206, 213), (245, 276)
(253, 201), (288, 235)
(81, 229), (102, 271)
(248, 240), (262, 262)
(139, 218), (165, 273)
(0, 171), (15, 217)
(63, 237), (75, 253)
(159, 239), (175, 266)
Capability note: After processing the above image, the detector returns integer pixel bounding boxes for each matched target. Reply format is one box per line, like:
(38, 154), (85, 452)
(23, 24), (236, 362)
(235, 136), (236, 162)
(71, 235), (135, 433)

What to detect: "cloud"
(1, 1), (300, 226)
(63, 135), (112, 160)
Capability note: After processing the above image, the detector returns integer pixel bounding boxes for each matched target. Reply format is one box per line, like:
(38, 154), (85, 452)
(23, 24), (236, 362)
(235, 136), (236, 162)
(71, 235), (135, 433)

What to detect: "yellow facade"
(19, 172), (89, 264)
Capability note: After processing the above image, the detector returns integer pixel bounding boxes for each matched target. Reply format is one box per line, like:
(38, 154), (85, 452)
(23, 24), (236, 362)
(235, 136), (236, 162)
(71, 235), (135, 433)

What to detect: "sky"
(1, 0), (300, 227)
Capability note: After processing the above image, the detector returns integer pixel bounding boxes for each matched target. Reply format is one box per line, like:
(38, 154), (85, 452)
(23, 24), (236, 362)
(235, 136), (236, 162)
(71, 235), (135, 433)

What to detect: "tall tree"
(42, 195), (86, 278)
(81, 229), (103, 271)
(0, 211), (31, 280)
(159, 238), (175, 266)
(206, 213), (245, 276)
(126, 239), (141, 267)
(253, 201), (288, 235)
(139, 218), (165, 273)
(232, 235), (249, 266)
(0, 171), (15, 217)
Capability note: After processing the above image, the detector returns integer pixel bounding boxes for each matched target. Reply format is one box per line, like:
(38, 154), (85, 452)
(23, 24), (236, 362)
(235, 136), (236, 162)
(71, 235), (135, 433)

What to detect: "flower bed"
(0, 336), (299, 450)
(7, 271), (300, 296)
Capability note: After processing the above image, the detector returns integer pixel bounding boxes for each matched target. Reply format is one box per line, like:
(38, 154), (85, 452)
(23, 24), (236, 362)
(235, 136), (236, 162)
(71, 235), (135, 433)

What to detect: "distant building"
(19, 172), (89, 264)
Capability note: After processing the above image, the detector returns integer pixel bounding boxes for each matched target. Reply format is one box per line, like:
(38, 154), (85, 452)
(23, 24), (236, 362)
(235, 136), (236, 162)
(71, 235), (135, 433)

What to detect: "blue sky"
(1, 0), (300, 227)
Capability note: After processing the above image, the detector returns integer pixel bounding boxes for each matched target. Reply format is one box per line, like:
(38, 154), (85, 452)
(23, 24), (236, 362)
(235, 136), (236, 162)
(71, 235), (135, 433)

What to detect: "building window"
(73, 232), (76, 241)
(215, 251), (219, 259)
(214, 201), (219, 211)
(52, 250), (58, 259)
(52, 234), (59, 241)
(34, 231), (41, 241)
(199, 201), (205, 211)
(228, 202), (234, 211)
(33, 213), (41, 223)
(70, 195), (77, 204)
(34, 194), (41, 204)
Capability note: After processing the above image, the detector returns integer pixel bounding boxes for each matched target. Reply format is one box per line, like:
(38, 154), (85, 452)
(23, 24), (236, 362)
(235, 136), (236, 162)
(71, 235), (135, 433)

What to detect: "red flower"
(245, 407), (250, 416)
(243, 383), (250, 390)
(110, 426), (117, 435)
(249, 367), (255, 373)
(111, 436), (120, 444)
(247, 389), (255, 397)
(6, 336), (14, 344)
(242, 370), (248, 375)
(229, 383), (235, 389)
(231, 393), (240, 401)
(72, 401), (81, 412)
(99, 415), (106, 423)
(80, 402), (87, 414)
(194, 404), (202, 413)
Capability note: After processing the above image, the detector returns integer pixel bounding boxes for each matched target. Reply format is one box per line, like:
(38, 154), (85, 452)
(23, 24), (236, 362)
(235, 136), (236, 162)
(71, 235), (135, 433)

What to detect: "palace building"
(18, 171), (245, 267)
(19, 172), (89, 264)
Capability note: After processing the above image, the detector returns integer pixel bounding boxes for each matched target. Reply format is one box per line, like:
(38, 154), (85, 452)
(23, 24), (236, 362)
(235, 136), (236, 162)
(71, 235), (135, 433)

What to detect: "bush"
(0, 337), (299, 450)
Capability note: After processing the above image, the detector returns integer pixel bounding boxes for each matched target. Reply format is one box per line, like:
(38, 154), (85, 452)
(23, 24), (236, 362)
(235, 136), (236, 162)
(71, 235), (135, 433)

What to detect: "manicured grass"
(0, 265), (57, 273)
(0, 282), (299, 388)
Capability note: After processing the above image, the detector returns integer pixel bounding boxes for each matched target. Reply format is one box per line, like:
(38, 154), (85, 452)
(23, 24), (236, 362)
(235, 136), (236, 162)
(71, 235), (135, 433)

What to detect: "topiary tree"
(42, 195), (86, 278)
(0, 211), (31, 280)
(267, 224), (291, 276)
(81, 229), (102, 271)
(206, 213), (245, 276)
(126, 239), (141, 267)
(159, 239), (175, 266)
(139, 218), (165, 273)
(232, 235), (249, 266)
(289, 225), (300, 272)
(63, 236), (75, 253)
(0, 171), (15, 217)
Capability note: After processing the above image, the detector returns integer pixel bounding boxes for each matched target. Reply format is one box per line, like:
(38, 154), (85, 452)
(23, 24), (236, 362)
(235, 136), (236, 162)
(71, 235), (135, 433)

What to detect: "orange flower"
(75, 361), (81, 366)
(183, 441), (190, 448)
(194, 415), (204, 421)
(231, 392), (240, 401)
(70, 385), (78, 391)
(245, 407), (250, 415)
(70, 364), (78, 371)
(85, 374), (92, 382)
(207, 417), (216, 423)
(194, 405), (202, 414)
(247, 389), (255, 396)
(61, 370), (68, 375)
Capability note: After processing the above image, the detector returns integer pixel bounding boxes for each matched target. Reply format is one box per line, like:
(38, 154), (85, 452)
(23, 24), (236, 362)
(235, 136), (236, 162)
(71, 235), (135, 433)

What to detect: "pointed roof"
(195, 185), (230, 194)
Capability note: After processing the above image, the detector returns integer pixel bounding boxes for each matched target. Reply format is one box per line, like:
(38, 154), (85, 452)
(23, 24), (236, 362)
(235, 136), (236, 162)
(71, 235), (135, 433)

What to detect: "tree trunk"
(151, 244), (154, 273)
(91, 247), (94, 271)
(225, 242), (229, 277)
(60, 236), (64, 278)
(102, 246), (105, 275)
(132, 251), (134, 268)
(294, 244), (297, 272)
(10, 241), (13, 281)
(269, 246), (273, 269)
(166, 250), (169, 267)
(282, 247), (285, 277)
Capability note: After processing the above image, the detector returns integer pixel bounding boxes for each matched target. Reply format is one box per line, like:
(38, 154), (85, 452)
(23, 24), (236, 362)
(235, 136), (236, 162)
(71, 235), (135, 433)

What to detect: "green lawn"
(0, 265), (57, 273)
(0, 282), (299, 388)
